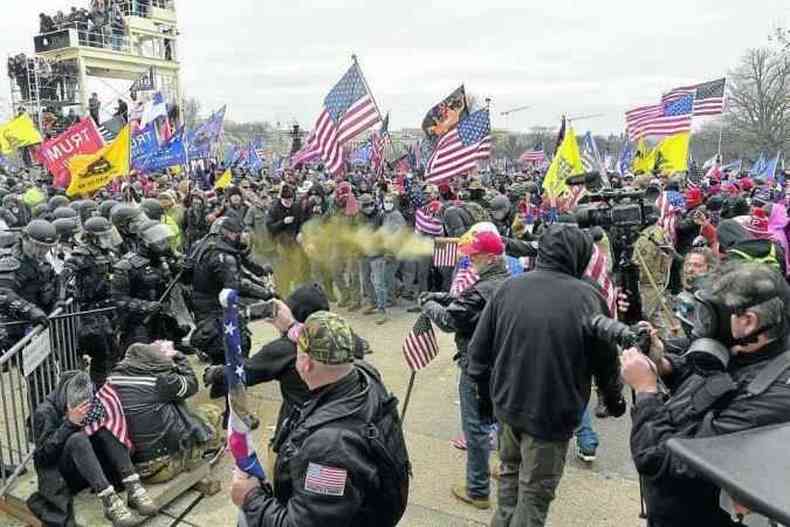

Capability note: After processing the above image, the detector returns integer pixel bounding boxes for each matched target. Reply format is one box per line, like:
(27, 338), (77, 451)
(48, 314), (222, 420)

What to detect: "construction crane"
(500, 105), (531, 116)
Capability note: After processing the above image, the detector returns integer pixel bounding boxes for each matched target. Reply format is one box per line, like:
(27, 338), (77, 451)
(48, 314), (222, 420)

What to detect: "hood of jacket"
(287, 282), (330, 323)
(535, 224), (593, 278)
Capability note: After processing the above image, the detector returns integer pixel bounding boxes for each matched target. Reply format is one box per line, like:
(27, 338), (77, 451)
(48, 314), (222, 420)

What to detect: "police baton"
(143, 269), (184, 324)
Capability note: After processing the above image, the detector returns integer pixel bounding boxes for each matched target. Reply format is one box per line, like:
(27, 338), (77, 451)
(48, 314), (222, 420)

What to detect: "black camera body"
(589, 314), (652, 355)
(575, 189), (651, 230)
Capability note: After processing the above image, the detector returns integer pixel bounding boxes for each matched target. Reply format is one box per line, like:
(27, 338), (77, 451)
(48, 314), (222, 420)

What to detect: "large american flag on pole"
(519, 149), (546, 164)
(84, 383), (132, 450)
(402, 313), (440, 371)
(625, 94), (694, 141)
(301, 61), (381, 176)
(661, 78), (726, 116)
(426, 109), (492, 184)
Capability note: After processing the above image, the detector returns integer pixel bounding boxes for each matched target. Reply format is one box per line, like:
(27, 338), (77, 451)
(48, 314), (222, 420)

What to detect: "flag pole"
(400, 371), (417, 423)
(351, 54), (385, 125)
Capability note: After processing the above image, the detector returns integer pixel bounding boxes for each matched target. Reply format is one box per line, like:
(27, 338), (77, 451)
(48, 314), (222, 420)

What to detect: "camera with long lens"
(573, 189), (650, 230)
(589, 314), (652, 355)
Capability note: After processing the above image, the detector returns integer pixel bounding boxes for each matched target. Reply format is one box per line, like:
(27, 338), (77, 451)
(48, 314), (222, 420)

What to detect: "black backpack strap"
(747, 351), (790, 397)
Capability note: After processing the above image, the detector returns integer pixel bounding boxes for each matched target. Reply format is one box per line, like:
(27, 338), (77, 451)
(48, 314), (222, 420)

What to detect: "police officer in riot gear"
(112, 220), (183, 352)
(110, 203), (145, 255)
(0, 220), (57, 368)
(62, 217), (118, 385)
(189, 216), (274, 374)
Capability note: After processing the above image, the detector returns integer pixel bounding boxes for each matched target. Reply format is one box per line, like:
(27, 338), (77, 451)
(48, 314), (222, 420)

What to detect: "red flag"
(39, 118), (105, 188)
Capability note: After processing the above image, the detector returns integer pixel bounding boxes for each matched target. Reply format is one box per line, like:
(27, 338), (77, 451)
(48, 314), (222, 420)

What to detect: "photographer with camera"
(622, 262), (790, 527)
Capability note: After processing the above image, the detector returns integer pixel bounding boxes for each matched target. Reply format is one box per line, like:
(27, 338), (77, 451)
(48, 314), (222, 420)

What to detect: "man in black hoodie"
(468, 224), (626, 527)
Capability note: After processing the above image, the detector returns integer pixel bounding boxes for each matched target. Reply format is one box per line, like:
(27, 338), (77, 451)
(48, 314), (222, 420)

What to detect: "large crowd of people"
(1, 148), (789, 526)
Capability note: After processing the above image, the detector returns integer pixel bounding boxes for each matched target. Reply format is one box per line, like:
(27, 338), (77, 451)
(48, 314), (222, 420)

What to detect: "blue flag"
(187, 105), (227, 160)
(618, 140), (634, 176)
(750, 153), (766, 177)
(132, 126), (187, 173)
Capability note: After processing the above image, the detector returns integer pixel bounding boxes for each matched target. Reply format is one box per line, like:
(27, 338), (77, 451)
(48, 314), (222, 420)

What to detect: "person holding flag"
(418, 222), (510, 510)
(230, 311), (411, 527)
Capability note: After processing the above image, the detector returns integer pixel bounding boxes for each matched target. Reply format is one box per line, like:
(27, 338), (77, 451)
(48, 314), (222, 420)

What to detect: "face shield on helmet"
(23, 237), (55, 259)
(140, 223), (174, 256)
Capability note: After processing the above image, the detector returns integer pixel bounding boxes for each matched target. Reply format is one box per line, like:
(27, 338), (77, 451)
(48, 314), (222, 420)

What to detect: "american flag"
(584, 244), (616, 316)
(625, 94), (694, 141)
(661, 78), (726, 116)
(519, 149), (546, 164)
(222, 289), (267, 480)
(426, 109), (492, 184)
(415, 207), (444, 236)
(305, 462), (347, 496)
(290, 131), (322, 167)
(433, 239), (458, 267)
(371, 114), (388, 176)
(301, 62), (381, 176)
(656, 191), (685, 245)
(450, 260), (480, 297)
(84, 383), (132, 450)
(402, 313), (440, 371)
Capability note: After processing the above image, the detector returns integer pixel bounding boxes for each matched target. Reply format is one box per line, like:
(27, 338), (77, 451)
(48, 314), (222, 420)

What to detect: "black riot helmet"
(47, 195), (69, 211)
(53, 206), (78, 220)
(22, 219), (57, 259)
(110, 203), (144, 237)
(83, 216), (115, 250)
(53, 217), (80, 242)
(31, 203), (48, 219)
(138, 220), (173, 258)
(98, 199), (119, 220)
(210, 215), (244, 250)
(140, 198), (164, 221)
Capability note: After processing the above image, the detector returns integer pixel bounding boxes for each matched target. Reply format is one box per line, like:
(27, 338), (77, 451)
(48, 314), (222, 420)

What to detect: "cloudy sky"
(2, 1), (788, 134)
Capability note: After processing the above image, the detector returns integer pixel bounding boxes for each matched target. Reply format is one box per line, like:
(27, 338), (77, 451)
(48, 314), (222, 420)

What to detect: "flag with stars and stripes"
(519, 149), (546, 165)
(426, 109), (492, 184)
(84, 383), (132, 450)
(584, 244), (617, 316)
(661, 78), (726, 116)
(450, 256), (480, 297)
(371, 114), (388, 176)
(222, 289), (267, 480)
(626, 94), (694, 142)
(300, 62), (381, 176)
(580, 131), (606, 174)
(402, 313), (440, 371)
(656, 190), (685, 245)
(433, 238), (458, 267)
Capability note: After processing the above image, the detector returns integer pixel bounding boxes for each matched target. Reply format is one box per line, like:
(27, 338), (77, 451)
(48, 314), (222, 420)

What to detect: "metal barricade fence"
(0, 299), (87, 497)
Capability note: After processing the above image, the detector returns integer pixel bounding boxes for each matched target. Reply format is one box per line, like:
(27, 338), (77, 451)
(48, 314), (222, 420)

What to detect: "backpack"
(291, 365), (411, 526)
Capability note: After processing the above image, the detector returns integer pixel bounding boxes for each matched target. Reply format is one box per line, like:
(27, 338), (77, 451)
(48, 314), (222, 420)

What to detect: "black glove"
(261, 264), (274, 276)
(476, 380), (494, 422)
(144, 302), (161, 316)
(605, 393), (627, 418)
(418, 292), (445, 306)
(29, 307), (48, 326)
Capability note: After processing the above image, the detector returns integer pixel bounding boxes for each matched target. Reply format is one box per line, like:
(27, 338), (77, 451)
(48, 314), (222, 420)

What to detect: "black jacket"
(266, 200), (302, 243)
(422, 261), (510, 369)
(467, 224), (624, 441)
(242, 363), (407, 527)
(630, 342), (790, 527)
(109, 352), (200, 463)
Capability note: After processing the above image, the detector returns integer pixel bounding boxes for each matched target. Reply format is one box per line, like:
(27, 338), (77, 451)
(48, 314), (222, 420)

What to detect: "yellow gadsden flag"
(214, 169), (232, 190)
(632, 139), (657, 175)
(0, 114), (43, 154)
(655, 132), (690, 174)
(66, 126), (130, 197)
(542, 126), (583, 199)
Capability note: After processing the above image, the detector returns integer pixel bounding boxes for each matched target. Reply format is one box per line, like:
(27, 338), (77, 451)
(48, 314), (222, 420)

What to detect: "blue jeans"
(459, 370), (491, 498)
(575, 407), (599, 451)
(368, 256), (391, 311)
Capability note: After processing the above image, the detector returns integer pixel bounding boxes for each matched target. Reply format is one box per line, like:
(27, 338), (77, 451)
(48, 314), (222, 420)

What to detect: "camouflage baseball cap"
(297, 311), (355, 364)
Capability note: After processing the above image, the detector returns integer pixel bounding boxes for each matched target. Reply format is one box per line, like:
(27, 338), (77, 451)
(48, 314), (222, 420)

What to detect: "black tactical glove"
(29, 307), (49, 326)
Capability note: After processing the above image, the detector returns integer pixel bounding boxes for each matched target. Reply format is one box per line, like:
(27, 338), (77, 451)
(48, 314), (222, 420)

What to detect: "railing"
(118, 0), (176, 18)
(0, 300), (85, 496)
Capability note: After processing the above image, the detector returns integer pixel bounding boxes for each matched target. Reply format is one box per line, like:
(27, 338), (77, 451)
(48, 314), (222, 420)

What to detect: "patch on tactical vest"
(304, 462), (347, 496)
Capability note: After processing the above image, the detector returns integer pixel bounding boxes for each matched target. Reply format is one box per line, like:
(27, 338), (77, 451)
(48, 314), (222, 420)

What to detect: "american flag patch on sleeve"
(304, 462), (347, 496)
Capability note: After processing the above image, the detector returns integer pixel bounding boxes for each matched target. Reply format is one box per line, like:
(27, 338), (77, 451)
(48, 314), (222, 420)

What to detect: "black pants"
(79, 331), (116, 387)
(59, 429), (134, 494)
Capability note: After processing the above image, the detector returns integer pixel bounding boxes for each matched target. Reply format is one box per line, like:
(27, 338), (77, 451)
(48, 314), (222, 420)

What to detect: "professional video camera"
(588, 314), (651, 354)
(569, 175), (659, 324)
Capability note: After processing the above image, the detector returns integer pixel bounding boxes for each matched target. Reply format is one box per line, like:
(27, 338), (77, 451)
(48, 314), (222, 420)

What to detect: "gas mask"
(22, 237), (54, 259)
(690, 289), (781, 349)
(140, 223), (174, 259)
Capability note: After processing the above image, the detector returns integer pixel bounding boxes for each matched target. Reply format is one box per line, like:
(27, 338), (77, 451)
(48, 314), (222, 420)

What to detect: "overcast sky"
(2, 1), (788, 134)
